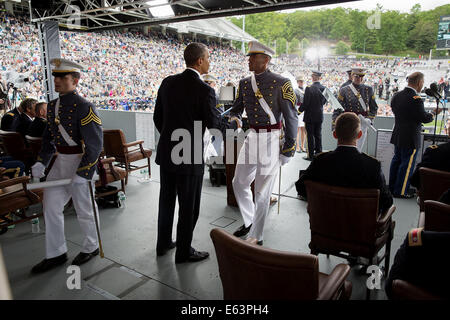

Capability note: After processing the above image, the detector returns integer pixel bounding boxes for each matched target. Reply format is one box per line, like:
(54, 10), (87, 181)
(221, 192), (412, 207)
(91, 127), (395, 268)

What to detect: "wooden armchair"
(102, 129), (152, 184)
(418, 200), (450, 232)
(0, 176), (43, 235)
(95, 157), (126, 199)
(0, 130), (34, 174)
(417, 167), (450, 212)
(304, 180), (396, 300)
(210, 228), (352, 300)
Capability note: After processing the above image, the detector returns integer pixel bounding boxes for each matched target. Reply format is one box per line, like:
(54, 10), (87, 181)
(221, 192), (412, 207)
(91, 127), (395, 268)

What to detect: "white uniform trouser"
(43, 153), (99, 259)
(232, 130), (280, 241)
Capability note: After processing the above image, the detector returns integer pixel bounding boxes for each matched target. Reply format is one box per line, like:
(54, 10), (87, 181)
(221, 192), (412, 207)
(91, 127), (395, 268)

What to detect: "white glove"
(31, 162), (45, 179)
(72, 174), (89, 184)
(279, 154), (291, 166)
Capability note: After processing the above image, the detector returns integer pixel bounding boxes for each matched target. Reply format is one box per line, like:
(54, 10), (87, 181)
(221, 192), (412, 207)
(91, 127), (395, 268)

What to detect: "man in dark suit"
(0, 103), (22, 132)
(389, 72), (439, 198)
(15, 98), (37, 139)
(385, 228), (450, 299)
(27, 102), (47, 137)
(299, 70), (327, 161)
(409, 131), (450, 189)
(296, 112), (393, 214)
(154, 43), (236, 263)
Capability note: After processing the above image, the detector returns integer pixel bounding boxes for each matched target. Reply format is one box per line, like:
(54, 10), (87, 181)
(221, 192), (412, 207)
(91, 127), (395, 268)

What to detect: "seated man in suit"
(296, 112), (393, 215)
(27, 102), (47, 137)
(385, 227), (450, 299)
(410, 126), (450, 190)
(15, 98), (37, 139)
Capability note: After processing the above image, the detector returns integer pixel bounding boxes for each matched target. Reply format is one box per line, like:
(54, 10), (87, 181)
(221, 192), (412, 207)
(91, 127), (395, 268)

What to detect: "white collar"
(406, 86), (417, 94)
(25, 113), (34, 121)
(186, 67), (201, 78)
(337, 144), (358, 149)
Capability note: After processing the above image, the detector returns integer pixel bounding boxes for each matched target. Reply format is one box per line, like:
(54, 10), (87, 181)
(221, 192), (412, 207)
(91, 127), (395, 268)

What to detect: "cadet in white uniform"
(229, 41), (298, 245)
(31, 59), (103, 273)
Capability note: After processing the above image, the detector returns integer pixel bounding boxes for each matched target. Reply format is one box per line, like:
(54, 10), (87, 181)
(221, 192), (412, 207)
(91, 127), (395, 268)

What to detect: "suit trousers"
(305, 122), (322, 159)
(43, 153), (99, 259)
(389, 146), (418, 196)
(157, 169), (203, 260)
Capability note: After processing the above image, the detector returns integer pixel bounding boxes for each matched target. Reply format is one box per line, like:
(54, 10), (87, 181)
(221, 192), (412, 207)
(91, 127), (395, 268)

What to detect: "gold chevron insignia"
(282, 81), (296, 108)
(77, 158), (98, 172)
(81, 107), (102, 126)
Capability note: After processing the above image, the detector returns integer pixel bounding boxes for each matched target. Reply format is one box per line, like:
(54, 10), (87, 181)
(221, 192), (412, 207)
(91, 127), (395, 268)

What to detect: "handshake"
(31, 162), (89, 184)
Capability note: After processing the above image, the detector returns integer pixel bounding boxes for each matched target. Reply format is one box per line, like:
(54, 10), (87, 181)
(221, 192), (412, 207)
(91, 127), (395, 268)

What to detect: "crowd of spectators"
(1, 12), (448, 116)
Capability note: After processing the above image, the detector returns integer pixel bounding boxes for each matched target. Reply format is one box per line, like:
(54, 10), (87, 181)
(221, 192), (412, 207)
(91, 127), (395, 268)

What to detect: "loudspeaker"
(30, 0), (55, 10)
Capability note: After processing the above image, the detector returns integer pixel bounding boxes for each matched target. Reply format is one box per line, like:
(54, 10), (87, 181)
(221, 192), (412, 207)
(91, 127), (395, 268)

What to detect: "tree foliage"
(229, 4), (450, 55)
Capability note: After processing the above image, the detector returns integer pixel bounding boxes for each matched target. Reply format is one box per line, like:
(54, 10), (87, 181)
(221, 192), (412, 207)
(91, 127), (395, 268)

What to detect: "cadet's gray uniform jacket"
(333, 83), (378, 124)
(229, 70), (298, 157)
(38, 91), (103, 179)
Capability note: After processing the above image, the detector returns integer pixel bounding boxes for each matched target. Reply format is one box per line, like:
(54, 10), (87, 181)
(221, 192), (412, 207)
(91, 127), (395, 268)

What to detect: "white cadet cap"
(50, 58), (84, 74)
(351, 67), (366, 76)
(203, 74), (217, 82)
(246, 41), (275, 58)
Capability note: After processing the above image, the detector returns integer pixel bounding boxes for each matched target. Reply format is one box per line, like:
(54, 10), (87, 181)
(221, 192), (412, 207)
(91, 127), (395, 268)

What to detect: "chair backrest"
(103, 129), (126, 158)
(210, 228), (319, 300)
(424, 200), (450, 232)
(419, 168), (450, 210)
(304, 180), (379, 246)
(25, 135), (42, 162)
(0, 130), (26, 160)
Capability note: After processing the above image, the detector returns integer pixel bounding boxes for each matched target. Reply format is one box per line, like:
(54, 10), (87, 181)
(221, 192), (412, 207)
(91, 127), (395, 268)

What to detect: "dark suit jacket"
(27, 117), (47, 137)
(15, 113), (33, 138)
(386, 230), (450, 299)
(296, 146), (393, 214)
(154, 69), (228, 176)
(299, 81), (326, 123)
(390, 87), (434, 149)
(410, 142), (450, 189)
(0, 107), (20, 131)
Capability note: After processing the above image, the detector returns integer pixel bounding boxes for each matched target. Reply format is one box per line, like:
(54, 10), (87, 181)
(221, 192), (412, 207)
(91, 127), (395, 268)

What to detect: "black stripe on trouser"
(157, 169), (203, 259)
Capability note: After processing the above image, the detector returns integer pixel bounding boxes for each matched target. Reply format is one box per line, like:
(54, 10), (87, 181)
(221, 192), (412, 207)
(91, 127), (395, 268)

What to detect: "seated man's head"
(35, 102), (47, 119)
(333, 112), (362, 146)
(19, 98), (38, 118)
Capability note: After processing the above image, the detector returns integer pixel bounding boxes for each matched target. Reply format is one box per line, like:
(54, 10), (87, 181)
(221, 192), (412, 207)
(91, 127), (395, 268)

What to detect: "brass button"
(69, 124), (72, 127)
(273, 80), (276, 83)
(254, 108), (257, 111)
(255, 115), (258, 118)
(85, 173), (88, 176)
(255, 121), (259, 124)
(269, 94), (272, 97)
(271, 86), (274, 89)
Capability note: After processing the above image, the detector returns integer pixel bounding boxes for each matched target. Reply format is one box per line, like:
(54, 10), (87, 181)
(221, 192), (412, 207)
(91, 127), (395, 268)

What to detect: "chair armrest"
(124, 140), (144, 148)
(392, 280), (442, 300)
(100, 157), (116, 164)
(377, 205), (396, 227)
(0, 176), (30, 189)
(317, 263), (351, 300)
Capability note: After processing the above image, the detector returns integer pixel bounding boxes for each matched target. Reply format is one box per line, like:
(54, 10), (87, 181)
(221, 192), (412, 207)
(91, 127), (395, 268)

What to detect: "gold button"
(273, 80), (276, 83)
(245, 81), (248, 84)
(69, 124), (72, 127)
(269, 94), (272, 97)
(257, 82), (259, 85)
(74, 104), (77, 106)
(254, 108), (257, 111)
(271, 86), (274, 89)
(255, 121), (259, 124)
(243, 94), (246, 96)
(255, 115), (258, 118)
(70, 110), (73, 113)
(85, 173), (88, 176)
(244, 87), (247, 90)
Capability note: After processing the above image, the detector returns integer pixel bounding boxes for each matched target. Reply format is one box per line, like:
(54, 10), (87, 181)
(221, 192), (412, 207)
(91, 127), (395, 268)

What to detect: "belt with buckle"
(250, 122), (282, 132)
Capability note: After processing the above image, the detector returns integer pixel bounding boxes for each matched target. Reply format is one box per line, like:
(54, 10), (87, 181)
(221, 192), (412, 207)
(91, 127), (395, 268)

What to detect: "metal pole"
(241, 15), (245, 54)
(88, 182), (104, 258)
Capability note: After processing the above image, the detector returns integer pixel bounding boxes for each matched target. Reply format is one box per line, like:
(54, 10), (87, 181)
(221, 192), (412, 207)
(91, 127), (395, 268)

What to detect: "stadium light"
(148, 0), (175, 18)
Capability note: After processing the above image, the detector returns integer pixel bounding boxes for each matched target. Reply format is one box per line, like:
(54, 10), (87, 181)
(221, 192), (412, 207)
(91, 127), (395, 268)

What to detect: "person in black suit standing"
(154, 43), (236, 263)
(296, 112), (393, 214)
(15, 98), (37, 139)
(299, 71), (327, 161)
(389, 72), (440, 198)
(27, 102), (47, 137)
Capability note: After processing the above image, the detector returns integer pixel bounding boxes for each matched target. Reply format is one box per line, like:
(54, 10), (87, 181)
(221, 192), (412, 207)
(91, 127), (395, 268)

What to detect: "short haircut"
(35, 102), (47, 115)
(407, 72), (424, 86)
(19, 98), (38, 113)
(184, 42), (208, 67)
(335, 112), (360, 141)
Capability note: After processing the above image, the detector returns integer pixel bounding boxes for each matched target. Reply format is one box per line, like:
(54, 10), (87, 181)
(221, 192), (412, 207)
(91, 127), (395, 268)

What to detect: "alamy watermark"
(66, 265), (81, 290)
(366, 265), (383, 290)
(366, 10), (381, 30)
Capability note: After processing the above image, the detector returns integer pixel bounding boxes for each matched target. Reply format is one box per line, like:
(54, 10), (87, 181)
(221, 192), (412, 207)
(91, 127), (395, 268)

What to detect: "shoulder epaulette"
(413, 95), (421, 100)
(429, 144), (438, 150)
(6, 112), (14, 116)
(408, 228), (424, 247)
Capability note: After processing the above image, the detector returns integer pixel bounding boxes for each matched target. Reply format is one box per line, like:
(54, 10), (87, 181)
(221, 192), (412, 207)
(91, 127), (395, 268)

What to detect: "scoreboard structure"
(437, 15), (450, 50)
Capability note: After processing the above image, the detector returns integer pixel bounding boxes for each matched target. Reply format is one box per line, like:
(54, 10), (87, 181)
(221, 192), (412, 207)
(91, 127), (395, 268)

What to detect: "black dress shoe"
(156, 241), (176, 256)
(303, 156), (312, 161)
(233, 224), (252, 237)
(31, 253), (68, 274)
(72, 248), (99, 266)
(257, 240), (263, 246)
(175, 250), (209, 264)
(393, 193), (415, 199)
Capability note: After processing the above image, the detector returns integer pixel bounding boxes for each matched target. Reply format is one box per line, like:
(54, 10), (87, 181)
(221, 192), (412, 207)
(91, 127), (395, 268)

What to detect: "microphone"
(430, 82), (442, 99)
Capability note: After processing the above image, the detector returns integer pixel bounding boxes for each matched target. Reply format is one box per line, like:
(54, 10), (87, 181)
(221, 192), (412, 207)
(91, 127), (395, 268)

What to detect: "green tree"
(335, 41), (350, 55)
(289, 38), (300, 54)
